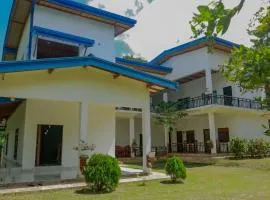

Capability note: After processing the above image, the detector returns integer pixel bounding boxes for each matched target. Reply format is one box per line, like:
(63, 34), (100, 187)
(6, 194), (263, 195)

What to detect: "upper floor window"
(37, 39), (79, 59)
(33, 26), (95, 60)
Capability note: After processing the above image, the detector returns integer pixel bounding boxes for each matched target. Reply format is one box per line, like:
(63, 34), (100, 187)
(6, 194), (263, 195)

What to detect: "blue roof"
(33, 26), (95, 47)
(151, 36), (240, 65)
(0, 56), (178, 90)
(45, 0), (137, 35)
(116, 57), (173, 74)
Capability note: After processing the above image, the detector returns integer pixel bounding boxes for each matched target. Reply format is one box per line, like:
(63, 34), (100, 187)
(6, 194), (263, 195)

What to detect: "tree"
(190, 0), (270, 135)
(123, 54), (148, 62)
(153, 101), (187, 131)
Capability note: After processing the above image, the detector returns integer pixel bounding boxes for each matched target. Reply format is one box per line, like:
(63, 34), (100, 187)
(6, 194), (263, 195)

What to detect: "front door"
(203, 129), (211, 154)
(36, 125), (63, 166)
(168, 128), (173, 153)
(176, 131), (183, 152)
(186, 130), (195, 153)
(218, 128), (230, 153)
(223, 86), (233, 106)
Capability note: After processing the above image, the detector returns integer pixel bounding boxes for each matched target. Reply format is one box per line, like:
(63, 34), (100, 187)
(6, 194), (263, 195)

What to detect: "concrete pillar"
(164, 126), (168, 147)
(142, 101), (151, 173)
(129, 117), (135, 157)
(208, 112), (217, 154)
(78, 102), (89, 176)
(163, 92), (168, 102)
(79, 102), (89, 142)
(205, 68), (213, 94)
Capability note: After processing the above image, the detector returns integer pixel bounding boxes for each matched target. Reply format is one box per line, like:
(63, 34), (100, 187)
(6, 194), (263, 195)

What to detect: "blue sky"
(0, 0), (13, 58)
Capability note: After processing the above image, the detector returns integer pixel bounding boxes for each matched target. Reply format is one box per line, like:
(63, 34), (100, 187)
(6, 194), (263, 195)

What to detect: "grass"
(2, 158), (270, 200)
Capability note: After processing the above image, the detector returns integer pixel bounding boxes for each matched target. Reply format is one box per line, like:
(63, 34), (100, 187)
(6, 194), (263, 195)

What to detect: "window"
(36, 39), (79, 59)
(13, 129), (19, 160)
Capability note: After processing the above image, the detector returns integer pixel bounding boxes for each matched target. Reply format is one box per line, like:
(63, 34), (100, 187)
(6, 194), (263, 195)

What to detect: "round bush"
(83, 154), (121, 193)
(165, 156), (187, 182)
(230, 137), (247, 159)
(248, 139), (269, 158)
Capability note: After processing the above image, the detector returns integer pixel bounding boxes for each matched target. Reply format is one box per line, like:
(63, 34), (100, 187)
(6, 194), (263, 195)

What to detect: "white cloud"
(87, 0), (263, 60)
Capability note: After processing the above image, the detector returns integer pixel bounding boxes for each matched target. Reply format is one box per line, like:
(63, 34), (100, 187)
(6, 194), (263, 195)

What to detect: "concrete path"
(0, 171), (168, 195)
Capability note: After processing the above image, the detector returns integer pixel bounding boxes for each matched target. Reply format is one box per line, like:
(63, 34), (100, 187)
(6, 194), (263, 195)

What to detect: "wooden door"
(176, 131), (183, 152)
(186, 130), (195, 144)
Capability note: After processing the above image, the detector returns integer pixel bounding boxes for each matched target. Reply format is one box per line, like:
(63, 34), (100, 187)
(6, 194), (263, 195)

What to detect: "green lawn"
(2, 158), (270, 200)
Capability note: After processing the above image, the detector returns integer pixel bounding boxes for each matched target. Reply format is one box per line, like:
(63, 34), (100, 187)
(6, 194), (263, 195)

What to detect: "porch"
(0, 56), (179, 184)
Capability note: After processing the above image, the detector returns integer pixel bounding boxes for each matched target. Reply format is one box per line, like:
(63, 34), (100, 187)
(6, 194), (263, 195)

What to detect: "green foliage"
(153, 101), (187, 130)
(0, 133), (7, 150)
(165, 156), (187, 182)
(83, 154), (121, 193)
(123, 54), (148, 62)
(190, 1), (270, 134)
(230, 137), (247, 159)
(190, 0), (245, 37)
(247, 139), (269, 158)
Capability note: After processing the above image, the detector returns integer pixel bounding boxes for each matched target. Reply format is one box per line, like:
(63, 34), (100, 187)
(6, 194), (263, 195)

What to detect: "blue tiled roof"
(0, 56), (178, 90)
(151, 36), (239, 65)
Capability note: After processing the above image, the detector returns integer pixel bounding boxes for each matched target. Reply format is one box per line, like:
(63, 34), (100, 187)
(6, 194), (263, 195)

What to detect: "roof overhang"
(116, 57), (173, 75)
(151, 37), (240, 65)
(0, 56), (178, 93)
(3, 0), (136, 60)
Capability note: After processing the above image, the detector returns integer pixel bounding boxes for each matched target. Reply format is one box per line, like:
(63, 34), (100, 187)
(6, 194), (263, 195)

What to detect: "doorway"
(176, 131), (183, 152)
(35, 125), (63, 166)
(186, 130), (195, 153)
(223, 86), (233, 106)
(218, 128), (230, 153)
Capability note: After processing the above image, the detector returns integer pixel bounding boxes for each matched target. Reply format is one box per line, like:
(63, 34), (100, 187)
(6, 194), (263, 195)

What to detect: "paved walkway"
(0, 170), (168, 195)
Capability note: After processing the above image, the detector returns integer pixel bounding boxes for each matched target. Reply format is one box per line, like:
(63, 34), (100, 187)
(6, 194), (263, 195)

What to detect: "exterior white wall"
(22, 99), (80, 169)
(157, 47), (264, 102)
(115, 118), (129, 146)
(115, 117), (165, 147)
(5, 102), (27, 167)
(19, 99), (116, 174)
(0, 68), (149, 108)
(215, 113), (269, 140)
(163, 47), (209, 80)
(88, 104), (115, 156)
(16, 17), (30, 61)
(33, 5), (115, 61)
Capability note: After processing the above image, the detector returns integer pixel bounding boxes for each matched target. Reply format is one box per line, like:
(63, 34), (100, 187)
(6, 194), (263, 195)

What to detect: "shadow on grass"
(75, 188), (112, 195)
(160, 180), (184, 185)
(125, 160), (210, 171)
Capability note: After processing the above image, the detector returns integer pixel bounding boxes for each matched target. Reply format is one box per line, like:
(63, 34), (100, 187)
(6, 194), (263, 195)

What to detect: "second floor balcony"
(177, 94), (263, 110)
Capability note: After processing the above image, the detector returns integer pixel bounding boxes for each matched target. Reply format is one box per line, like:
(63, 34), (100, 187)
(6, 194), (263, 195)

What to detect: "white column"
(78, 102), (89, 176)
(129, 117), (135, 158)
(163, 93), (169, 148)
(205, 68), (213, 94)
(163, 92), (168, 102)
(79, 102), (89, 142)
(142, 101), (151, 173)
(164, 126), (168, 147)
(208, 112), (217, 154)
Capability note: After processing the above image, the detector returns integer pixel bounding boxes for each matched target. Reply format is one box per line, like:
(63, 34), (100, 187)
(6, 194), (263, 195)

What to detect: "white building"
(0, 0), (177, 183)
(116, 37), (270, 155)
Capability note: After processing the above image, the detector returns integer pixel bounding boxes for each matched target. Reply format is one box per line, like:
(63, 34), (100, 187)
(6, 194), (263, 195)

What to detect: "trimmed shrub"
(248, 139), (268, 158)
(165, 156), (187, 182)
(230, 137), (247, 159)
(83, 154), (121, 193)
